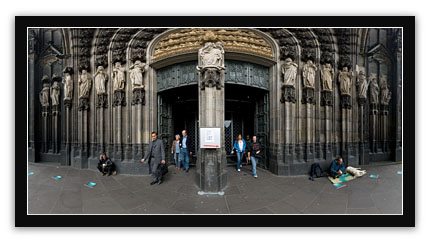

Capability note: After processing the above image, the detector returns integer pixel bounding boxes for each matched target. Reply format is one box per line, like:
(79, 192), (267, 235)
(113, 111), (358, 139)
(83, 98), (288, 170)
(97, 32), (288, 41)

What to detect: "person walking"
(141, 132), (166, 185)
(244, 134), (252, 167)
(248, 135), (261, 179)
(180, 130), (192, 172)
(171, 134), (181, 170)
(233, 134), (246, 172)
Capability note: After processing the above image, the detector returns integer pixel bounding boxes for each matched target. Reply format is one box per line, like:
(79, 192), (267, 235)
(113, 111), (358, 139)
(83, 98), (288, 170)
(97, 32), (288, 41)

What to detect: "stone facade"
(28, 28), (402, 185)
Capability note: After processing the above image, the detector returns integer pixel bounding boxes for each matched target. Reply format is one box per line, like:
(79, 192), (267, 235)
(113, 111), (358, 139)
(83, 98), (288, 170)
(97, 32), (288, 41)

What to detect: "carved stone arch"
(93, 28), (118, 68)
(313, 28), (337, 66)
(146, 28), (278, 67)
(286, 28), (320, 62)
(260, 28), (299, 62)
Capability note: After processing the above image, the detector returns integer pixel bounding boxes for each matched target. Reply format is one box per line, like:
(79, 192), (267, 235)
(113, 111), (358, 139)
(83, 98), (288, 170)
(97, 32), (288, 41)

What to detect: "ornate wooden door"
(255, 93), (269, 169)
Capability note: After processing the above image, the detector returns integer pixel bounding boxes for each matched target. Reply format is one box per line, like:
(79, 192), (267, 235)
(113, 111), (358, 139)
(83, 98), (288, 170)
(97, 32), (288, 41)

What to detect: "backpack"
(309, 162), (326, 181)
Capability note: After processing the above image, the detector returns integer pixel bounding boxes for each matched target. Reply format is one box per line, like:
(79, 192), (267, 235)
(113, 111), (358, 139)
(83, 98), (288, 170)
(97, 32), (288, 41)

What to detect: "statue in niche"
(369, 74), (379, 104)
(94, 66), (108, 95)
(338, 67), (354, 96)
(321, 63), (334, 91)
(39, 76), (50, 107)
(112, 62), (126, 91)
(130, 60), (146, 90)
(380, 75), (392, 105)
(78, 69), (91, 99)
(50, 77), (61, 106)
(62, 68), (73, 101)
(281, 58), (298, 87)
(356, 70), (369, 99)
(302, 60), (317, 88)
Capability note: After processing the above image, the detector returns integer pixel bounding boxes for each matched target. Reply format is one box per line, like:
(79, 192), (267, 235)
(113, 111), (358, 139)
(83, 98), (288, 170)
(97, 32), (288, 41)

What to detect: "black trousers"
(97, 164), (114, 175)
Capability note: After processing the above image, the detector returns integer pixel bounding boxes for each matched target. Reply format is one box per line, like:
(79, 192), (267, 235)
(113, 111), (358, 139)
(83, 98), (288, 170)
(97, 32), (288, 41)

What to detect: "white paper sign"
(200, 127), (221, 149)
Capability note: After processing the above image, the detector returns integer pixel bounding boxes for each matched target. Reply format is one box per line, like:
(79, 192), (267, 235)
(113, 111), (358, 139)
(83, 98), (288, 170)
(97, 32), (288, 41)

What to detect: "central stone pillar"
(195, 32), (227, 194)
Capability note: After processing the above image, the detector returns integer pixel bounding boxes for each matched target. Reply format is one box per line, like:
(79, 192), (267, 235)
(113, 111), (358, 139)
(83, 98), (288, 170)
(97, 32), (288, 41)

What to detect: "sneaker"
(254, 175), (258, 179)
(237, 169), (241, 172)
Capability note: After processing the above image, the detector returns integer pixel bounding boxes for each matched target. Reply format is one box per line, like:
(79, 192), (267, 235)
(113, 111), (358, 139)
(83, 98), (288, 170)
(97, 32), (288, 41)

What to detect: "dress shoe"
(186, 169), (189, 173)
(157, 180), (163, 185)
(150, 181), (157, 185)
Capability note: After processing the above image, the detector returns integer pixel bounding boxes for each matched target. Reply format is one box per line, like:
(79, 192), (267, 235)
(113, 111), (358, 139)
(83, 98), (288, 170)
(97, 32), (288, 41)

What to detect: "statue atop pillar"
(112, 62), (127, 107)
(338, 66), (354, 96)
(280, 57), (298, 103)
(281, 57), (298, 87)
(130, 60), (146, 105)
(78, 68), (91, 111)
(197, 31), (225, 90)
(302, 60), (317, 89)
(321, 63), (334, 91)
(39, 75), (50, 108)
(62, 67), (74, 107)
(380, 75), (392, 106)
(369, 73), (379, 105)
(50, 74), (61, 108)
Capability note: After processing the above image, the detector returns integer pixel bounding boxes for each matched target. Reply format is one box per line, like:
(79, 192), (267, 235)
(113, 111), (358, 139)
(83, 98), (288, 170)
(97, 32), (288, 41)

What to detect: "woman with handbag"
(171, 134), (181, 170)
(248, 136), (261, 179)
(233, 134), (246, 172)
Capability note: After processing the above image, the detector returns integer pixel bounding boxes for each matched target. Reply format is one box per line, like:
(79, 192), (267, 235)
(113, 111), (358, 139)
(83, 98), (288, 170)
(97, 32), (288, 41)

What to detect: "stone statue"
(380, 75), (392, 105)
(50, 79), (61, 106)
(321, 63), (334, 91)
(130, 60), (146, 90)
(369, 74), (379, 104)
(78, 69), (91, 99)
(62, 69), (73, 101)
(302, 60), (317, 88)
(94, 66), (108, 95)
(281, 58), (298, 87)
(39, 76), (50, 107)
(338, 67), (354, 96)
(198, 41), (225, 69)
(356, 70), (369, 99)
(112, 62), (126, 91)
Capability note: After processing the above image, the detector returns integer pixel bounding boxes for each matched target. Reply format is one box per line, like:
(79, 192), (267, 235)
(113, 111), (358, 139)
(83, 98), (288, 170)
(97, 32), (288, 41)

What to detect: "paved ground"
(27, 162), (402, 214)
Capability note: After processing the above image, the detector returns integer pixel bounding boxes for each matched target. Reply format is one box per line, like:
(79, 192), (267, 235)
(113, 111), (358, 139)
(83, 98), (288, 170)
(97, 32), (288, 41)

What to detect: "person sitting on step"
(329, 157), (345, 179)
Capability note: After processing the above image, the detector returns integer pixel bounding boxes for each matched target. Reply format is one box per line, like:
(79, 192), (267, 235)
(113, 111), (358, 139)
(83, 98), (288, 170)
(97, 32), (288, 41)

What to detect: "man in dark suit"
(141, 132), (166, 185)
(179, 130), (192, 172)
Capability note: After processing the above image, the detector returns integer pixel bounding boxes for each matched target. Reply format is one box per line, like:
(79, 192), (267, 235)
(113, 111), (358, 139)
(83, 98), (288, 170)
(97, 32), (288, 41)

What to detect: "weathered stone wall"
(28, 28), (402, 176)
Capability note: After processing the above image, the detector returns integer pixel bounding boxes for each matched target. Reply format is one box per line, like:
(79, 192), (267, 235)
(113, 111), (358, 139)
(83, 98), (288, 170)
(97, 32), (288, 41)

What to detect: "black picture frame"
(16, 16), (415, 227)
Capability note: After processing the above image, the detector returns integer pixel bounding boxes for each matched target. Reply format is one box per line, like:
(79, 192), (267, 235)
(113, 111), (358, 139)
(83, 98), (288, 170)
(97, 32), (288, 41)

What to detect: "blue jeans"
(180, 148), (190, 171)
(174, 152), (180, 168)
(236, 151), (244, 170)
(250, 156), (259, 176)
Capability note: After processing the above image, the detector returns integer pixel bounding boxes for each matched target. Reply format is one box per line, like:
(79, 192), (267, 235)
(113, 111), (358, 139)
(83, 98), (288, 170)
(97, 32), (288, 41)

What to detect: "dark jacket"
(143, 139), (166, 165)
(98, 157), (113, 167)
(330, 160), (345, 175)
(179, 136), (192, 151)
(248, 141), (261, 157)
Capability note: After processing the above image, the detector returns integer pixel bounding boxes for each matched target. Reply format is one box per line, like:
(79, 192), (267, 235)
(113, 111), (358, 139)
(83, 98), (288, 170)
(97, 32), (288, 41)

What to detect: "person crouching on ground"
(97, 153), (116, 176)
(248, 135), (261, 179)
(330, 157), (345, 179)
(141, 131), (166, 185)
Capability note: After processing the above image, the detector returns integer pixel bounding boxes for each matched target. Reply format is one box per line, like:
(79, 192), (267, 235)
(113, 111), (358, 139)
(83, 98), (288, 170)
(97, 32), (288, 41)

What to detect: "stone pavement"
(27, 162), (402, 214)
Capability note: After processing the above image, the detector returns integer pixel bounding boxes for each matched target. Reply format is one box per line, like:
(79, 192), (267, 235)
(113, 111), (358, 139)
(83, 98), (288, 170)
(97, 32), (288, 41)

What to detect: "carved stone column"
(130, 59), (146, 161)
(196, 34), (227, 194)
(39, 79), (50, 153)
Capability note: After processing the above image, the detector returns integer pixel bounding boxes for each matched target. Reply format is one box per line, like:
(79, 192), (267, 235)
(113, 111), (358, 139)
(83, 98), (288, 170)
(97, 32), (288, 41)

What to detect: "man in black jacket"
(179, 130), (192, 172)
(97, 153), (115, 176)
(247, 136), (261, 179)
(141, 132), (166, 185)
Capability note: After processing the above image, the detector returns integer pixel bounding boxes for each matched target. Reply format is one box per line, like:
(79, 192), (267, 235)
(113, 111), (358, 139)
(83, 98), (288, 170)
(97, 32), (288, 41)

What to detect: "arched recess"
(142, 28), (282, 170)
